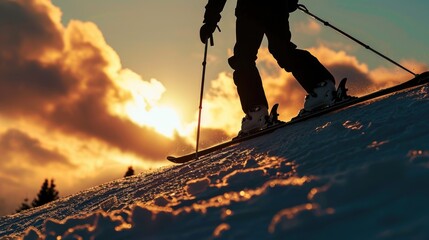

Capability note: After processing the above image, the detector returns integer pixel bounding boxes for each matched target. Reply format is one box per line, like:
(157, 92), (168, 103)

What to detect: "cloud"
(294, 19), (321, 35)
(0, 0), (192, 161)
(308, 46), (427, 94)
(200, 73), (243, 134)
(0, 0), (63, 61)
(0, 129), (73, 167)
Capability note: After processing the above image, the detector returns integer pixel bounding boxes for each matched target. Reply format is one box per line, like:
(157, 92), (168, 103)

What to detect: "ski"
(167, 72), (429, 164)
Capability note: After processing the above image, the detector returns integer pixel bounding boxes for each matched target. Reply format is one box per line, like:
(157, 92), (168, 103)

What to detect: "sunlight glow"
(150, 107), (181, 137)
(108, 70), (185, 139)
(126, 104), (181, 138)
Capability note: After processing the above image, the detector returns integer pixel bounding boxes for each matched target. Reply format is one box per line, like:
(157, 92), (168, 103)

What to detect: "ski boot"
(238, 105), (269, 137)
(304, 80), (336, 111)
(235, 104), (283, 139)
(298, 80), (336, 116)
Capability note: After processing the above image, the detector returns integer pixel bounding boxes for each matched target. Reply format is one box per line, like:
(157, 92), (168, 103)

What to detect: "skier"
(200, 0), (336, 135)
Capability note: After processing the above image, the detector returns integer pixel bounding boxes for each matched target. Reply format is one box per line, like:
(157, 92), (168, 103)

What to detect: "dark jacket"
(204, 0), (298, 23)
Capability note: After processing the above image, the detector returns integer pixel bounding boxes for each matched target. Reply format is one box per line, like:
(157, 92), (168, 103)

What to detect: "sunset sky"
(0, 0), (428, 215)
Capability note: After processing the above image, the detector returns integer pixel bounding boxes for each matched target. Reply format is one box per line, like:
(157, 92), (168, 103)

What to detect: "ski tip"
(167, 155), (190, 164)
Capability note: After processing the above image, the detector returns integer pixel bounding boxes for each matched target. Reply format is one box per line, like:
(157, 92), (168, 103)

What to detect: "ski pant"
(228, 11), (335, 113)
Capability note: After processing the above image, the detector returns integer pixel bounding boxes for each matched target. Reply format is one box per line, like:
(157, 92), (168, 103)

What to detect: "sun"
(146, 106), (181, 138)
(123, 103), (182, 139)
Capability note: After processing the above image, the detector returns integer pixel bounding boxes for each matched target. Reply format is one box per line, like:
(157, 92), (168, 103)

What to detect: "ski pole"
(195, 26), (220, 159)
(297, 4), (417, 77)
(195, 37), (211, 159)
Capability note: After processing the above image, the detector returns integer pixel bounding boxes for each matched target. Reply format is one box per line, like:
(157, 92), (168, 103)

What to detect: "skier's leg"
(229, 15), (268, 113)
(264, 14), (335, 93)
(277, 48), (335, 93)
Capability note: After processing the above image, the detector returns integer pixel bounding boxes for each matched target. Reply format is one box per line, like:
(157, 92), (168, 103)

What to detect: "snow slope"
(1, 84), (429, 240)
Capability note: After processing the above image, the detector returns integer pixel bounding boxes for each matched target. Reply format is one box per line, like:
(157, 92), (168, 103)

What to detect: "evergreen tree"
(47, 179), (59, 201)
(124, 166), (135, 177)
(16, 179), (60, 212)
(16, 198), (31, 213)
(31, 179), (59, 207)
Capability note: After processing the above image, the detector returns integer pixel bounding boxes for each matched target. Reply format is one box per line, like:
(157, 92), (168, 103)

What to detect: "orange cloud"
(308, 46), (427, 94)
(200, 73), (243, 134)
(0, 129), (73, 167)
(0, 0), (192, 162)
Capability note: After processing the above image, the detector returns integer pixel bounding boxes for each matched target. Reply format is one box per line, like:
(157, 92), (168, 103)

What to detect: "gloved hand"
(199, 22), (217, 44)
(287, 0), (299, 13)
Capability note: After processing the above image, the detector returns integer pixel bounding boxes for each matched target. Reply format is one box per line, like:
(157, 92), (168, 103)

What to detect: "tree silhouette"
(31, 179), (59, 208)
(124, 166), (135, 177)
(47, 179), (59, 203)
(16, 179), (60, 213)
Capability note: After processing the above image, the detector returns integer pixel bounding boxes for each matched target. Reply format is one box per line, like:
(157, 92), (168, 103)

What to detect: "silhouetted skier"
(200, 0), (336, 135)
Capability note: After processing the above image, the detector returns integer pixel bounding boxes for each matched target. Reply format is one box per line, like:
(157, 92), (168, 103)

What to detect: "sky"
(0, 0), (428, 216)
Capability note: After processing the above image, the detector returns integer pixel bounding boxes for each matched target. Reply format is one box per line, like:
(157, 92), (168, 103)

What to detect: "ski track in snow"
(1, 85), (429, 239)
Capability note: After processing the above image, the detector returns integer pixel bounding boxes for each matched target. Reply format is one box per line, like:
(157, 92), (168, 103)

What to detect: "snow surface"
(1, 84), (429, 239)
